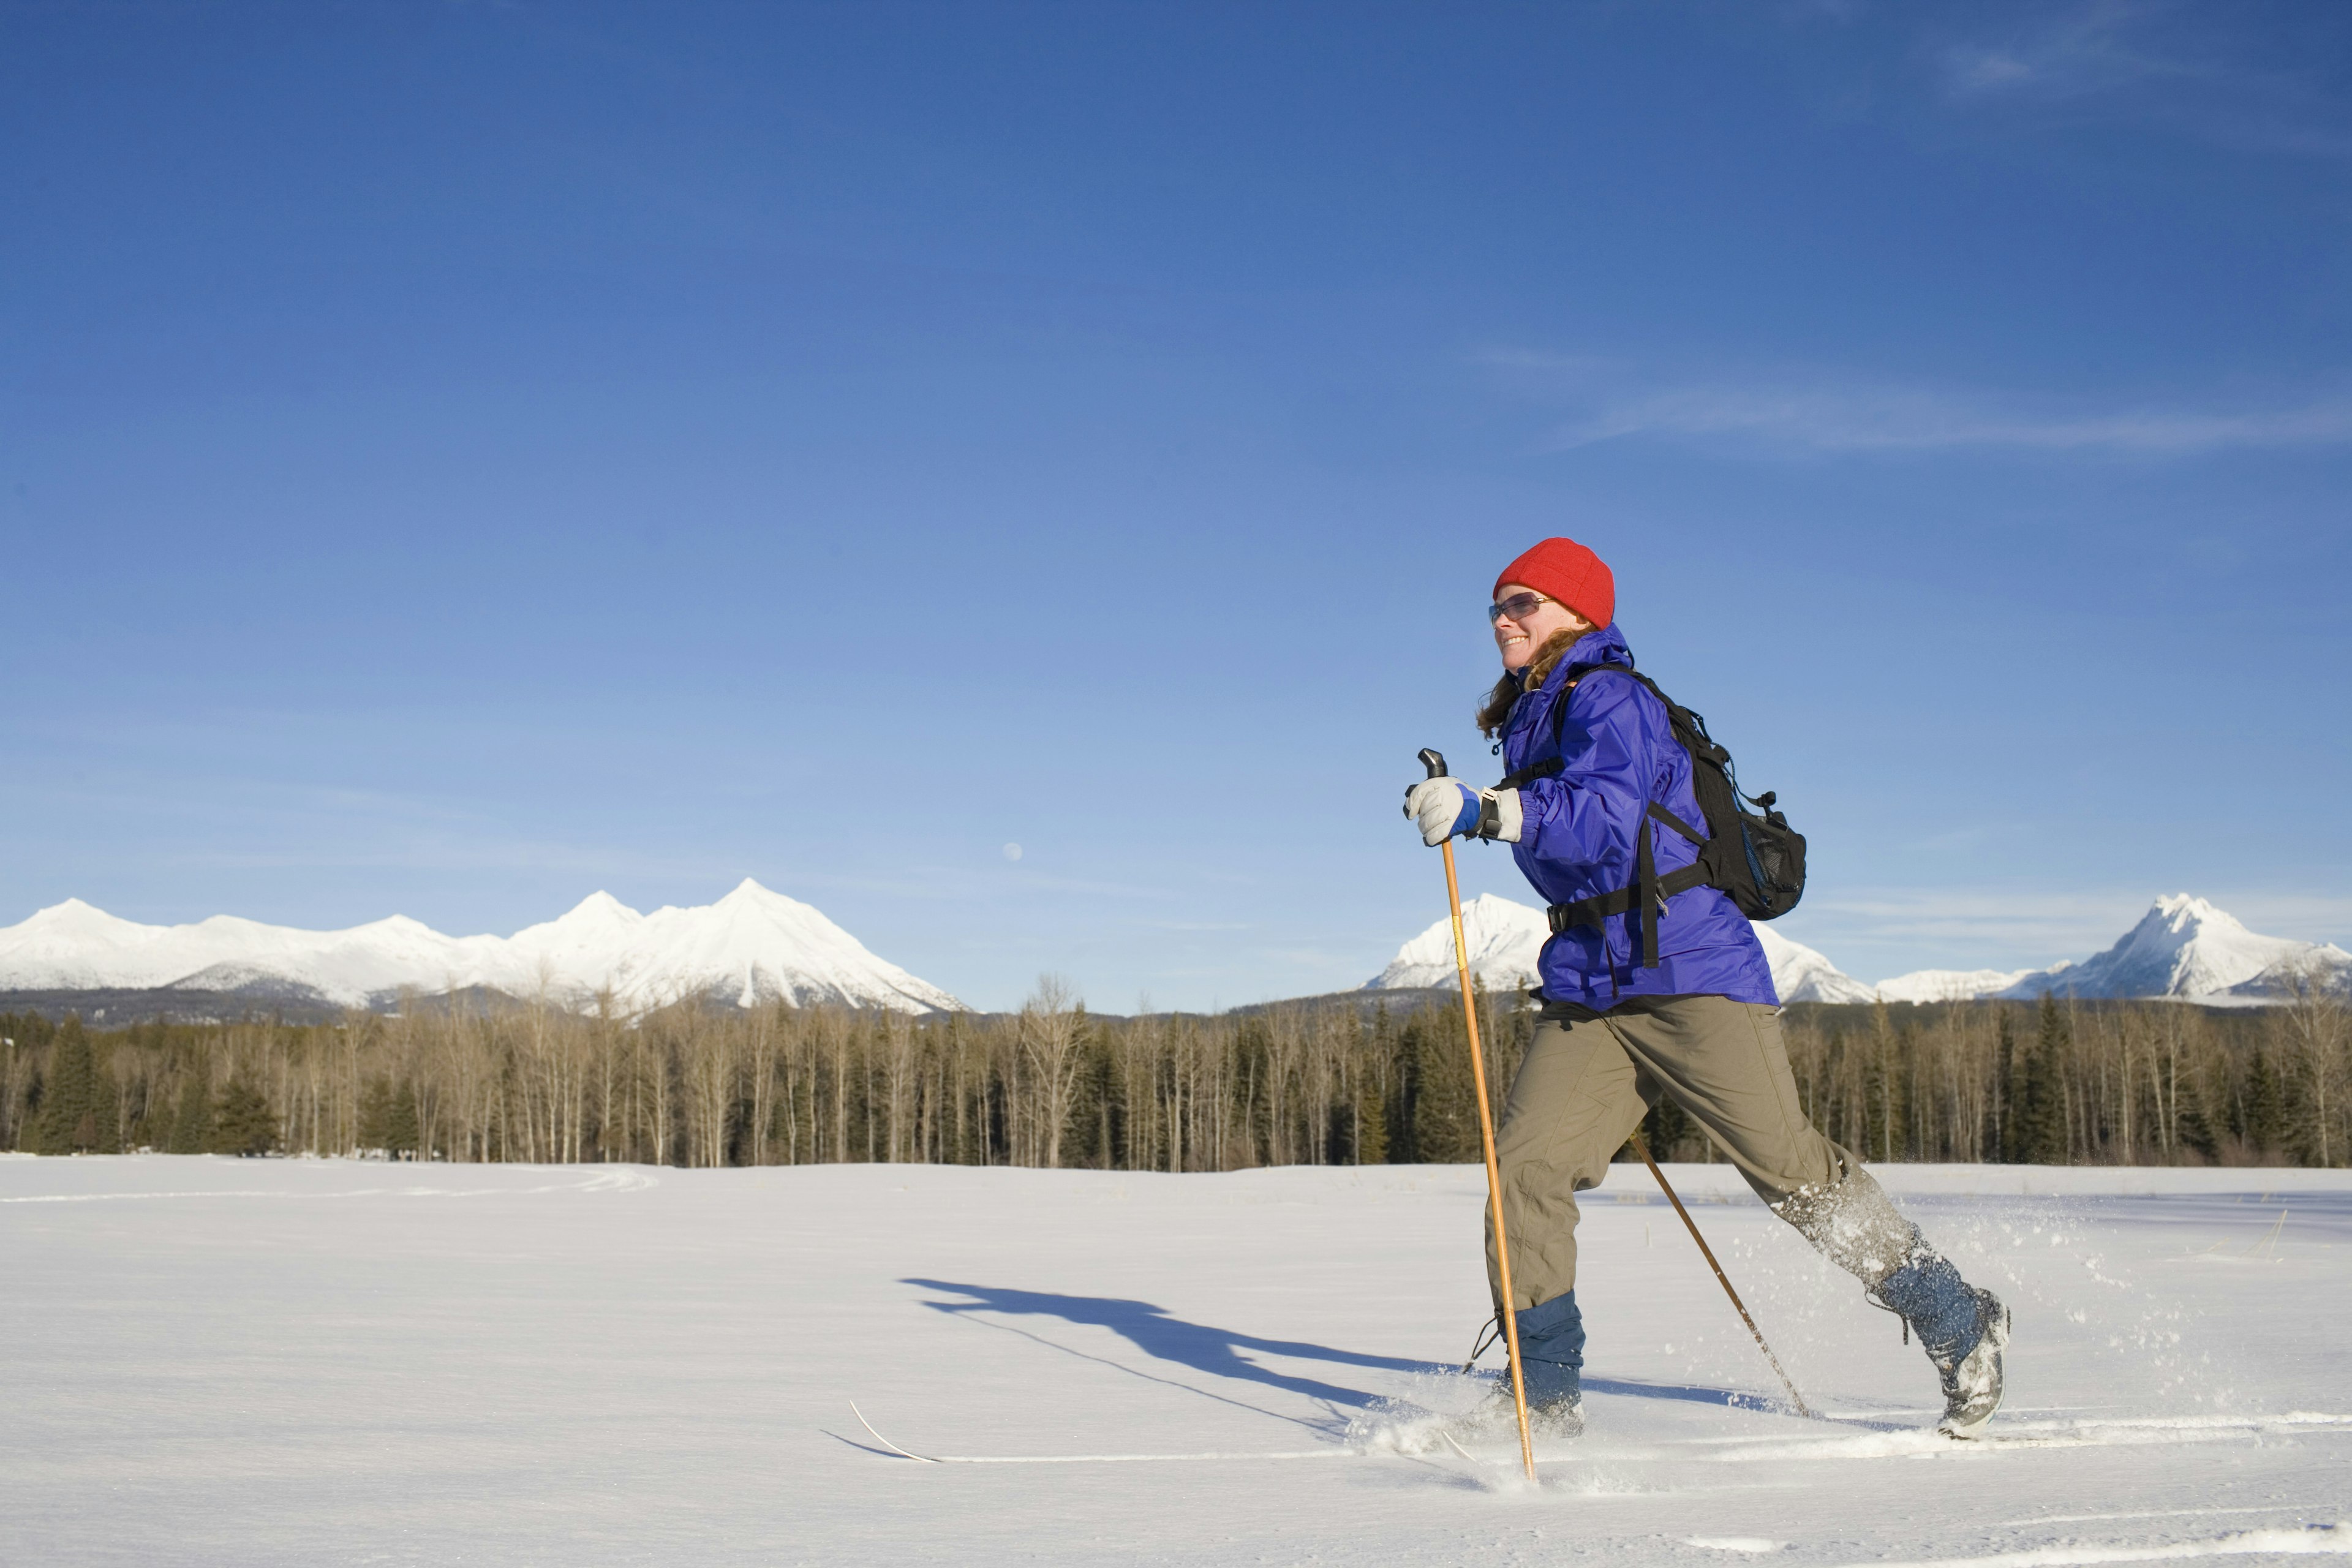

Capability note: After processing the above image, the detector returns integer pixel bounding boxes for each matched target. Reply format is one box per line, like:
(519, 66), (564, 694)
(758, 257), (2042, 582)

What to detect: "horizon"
(6, 3), (2350, 1010)
(4, 878), (2335, 1005)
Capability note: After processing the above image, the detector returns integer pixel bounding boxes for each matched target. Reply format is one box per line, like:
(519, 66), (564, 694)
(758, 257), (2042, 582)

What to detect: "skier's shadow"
(905, 1278), (1779, 1417)
(904, 1278), (1434, 1409)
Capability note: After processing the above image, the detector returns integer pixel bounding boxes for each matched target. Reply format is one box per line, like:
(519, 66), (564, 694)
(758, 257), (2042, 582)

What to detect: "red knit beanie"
(1494, 537), (1615, 629)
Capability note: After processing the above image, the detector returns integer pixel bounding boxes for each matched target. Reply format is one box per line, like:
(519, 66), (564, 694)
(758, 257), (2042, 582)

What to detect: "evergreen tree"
(1862, 1000), (1905, 1163)
(1992, 1010), (2016, 1161)
(211, 1079), (278, 1157)
(1373, 1002), (1410, 1164)
(1394, 1009), (1476, 1163)
(386, 1082), (420, 1159)
(36, 1018), (103, 1155)
(1351, 1071), (1389, 1165)
(168, 1068), (214, 1154)
(2177, 1098), (2220, 1162)
(2243, 1049), (2284, 1155)
(358, 1077), (391, 1153)
(1080, 1028), (1117, 1170)
(2011, 996), (2069, 1165)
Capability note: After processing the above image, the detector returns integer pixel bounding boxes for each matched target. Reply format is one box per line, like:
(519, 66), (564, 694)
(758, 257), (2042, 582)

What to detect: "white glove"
(1403, 778), (1523, 845)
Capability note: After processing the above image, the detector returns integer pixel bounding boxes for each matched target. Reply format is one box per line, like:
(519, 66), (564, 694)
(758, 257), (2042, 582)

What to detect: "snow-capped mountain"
(0, 880), (964, 1016)
(500, 881), (965, 1014)
(1365, 895), (1872, 1004)
(1871, 967), (2043, 1005)
(1994, 895), (2350, 1003)
(1367, 894), (1550, 991)
(1750, 924), (1877, 1004)
(1861, 896), (2346, 1003)
(2227, 948), (2352, 1000)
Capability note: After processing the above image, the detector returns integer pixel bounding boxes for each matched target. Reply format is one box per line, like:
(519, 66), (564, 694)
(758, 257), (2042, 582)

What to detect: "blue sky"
(5, 1), (2349, 1010)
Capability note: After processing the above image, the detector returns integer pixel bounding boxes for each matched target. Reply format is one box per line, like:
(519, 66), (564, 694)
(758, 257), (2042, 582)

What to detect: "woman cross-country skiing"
(1403, 536), (2010, 1439)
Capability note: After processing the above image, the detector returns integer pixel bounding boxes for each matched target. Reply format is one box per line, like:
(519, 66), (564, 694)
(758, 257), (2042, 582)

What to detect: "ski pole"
(1419, 748), (1537, 1481)
(1625, 1131), (1814, 1419)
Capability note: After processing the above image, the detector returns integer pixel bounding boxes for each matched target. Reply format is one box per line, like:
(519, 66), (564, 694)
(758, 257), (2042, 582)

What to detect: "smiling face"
(1491, 581), (1594, 671)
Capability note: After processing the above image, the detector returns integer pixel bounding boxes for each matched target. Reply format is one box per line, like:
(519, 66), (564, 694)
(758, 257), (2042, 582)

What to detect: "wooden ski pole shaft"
(1626, 1131), (1813, 1419)
(1419, 748), (1537, 1481)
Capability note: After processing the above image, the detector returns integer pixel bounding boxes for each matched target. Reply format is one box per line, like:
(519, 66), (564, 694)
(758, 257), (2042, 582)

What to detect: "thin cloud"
(1946, 51), (2038, 93)
(1926, 1), (2352, 160)
(1936, 1), (2186, 102)
(1549, 379), (2352, 456)
(1793, 888), (2153, 956)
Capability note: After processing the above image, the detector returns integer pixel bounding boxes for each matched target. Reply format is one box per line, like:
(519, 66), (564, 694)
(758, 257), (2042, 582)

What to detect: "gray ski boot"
(1932, 1287), (2010, 1439)
(1773, 1167), (2009, 1439)
(1872, 1256), (2010, 1438)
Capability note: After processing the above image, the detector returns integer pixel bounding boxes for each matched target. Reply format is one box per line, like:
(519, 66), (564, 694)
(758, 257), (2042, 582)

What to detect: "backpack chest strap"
(1494, 756), (1561, 791)
(1545, 802), (1708, 967)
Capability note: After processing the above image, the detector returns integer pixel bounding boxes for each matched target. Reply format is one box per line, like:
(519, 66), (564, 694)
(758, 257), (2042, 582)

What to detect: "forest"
(3, 977), (2346, 1169)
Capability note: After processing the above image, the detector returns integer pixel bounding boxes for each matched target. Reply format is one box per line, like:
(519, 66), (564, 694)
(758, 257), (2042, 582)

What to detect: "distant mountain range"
(1368, 892), (2351, 1005)
(0, 880), (964, 1017)
(6, 881), (2344, 1025)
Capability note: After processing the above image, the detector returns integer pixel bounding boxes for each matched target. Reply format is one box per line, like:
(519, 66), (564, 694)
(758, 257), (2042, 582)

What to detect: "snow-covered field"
(4, 1156), (2348, 1567)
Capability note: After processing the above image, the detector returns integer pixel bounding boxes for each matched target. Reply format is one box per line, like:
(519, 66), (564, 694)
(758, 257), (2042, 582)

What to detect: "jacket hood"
(1530, 624), (1634, 688)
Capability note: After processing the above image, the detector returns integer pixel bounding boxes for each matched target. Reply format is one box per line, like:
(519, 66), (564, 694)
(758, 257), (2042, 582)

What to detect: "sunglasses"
(1487, 592), (1553, 624)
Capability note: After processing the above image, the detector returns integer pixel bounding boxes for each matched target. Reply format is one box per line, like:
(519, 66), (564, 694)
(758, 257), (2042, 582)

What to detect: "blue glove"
(1403, 777), (1521, 846)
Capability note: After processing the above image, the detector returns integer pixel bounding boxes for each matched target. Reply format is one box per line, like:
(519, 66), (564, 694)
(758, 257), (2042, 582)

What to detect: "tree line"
(2, 976), (2346, 1168)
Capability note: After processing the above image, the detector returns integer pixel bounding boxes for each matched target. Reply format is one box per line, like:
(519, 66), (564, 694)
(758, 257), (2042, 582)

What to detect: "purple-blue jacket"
(1499, 625), (1778, 1011)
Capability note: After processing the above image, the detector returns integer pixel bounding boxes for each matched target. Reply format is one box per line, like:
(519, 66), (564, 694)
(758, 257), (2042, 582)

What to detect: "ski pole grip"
(1419, 747), (1448, 780)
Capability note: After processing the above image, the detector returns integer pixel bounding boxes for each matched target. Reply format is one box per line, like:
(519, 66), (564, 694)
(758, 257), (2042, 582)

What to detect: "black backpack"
(1495, 664), (1806, 968)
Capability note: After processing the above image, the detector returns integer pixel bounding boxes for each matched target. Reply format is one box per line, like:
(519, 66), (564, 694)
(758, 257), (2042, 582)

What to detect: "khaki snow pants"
(1485, 993), (1901, 1313)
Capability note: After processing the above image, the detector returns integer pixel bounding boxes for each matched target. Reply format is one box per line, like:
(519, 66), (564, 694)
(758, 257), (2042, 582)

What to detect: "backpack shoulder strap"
(1492, 663), (1648, 791)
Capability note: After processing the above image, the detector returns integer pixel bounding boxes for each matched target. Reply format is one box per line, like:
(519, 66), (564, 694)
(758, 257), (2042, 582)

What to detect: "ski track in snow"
(5, 1158), (2348, 1567)
(1838, 1525), (2351, 1567)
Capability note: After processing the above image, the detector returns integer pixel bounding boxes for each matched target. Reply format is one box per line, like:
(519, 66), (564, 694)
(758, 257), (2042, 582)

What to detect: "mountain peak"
(2146, 893), (2241, 933)
(1365, 895), (1547, 992)
(29, 897), (115, 924)
(550, 891), (642, 925)
(717, 876), (811, 913)
(371, 914), (439, 935)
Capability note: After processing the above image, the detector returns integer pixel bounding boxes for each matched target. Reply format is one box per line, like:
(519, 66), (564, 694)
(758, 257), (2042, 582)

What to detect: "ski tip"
(850, 1400), (940, 1463)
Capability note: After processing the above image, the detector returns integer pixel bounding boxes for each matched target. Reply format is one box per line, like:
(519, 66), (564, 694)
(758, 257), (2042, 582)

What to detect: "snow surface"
(10, 1154), (2343, 1567)
(0, 879), (964, 1014)
(1368, 894), (1874, 1004)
